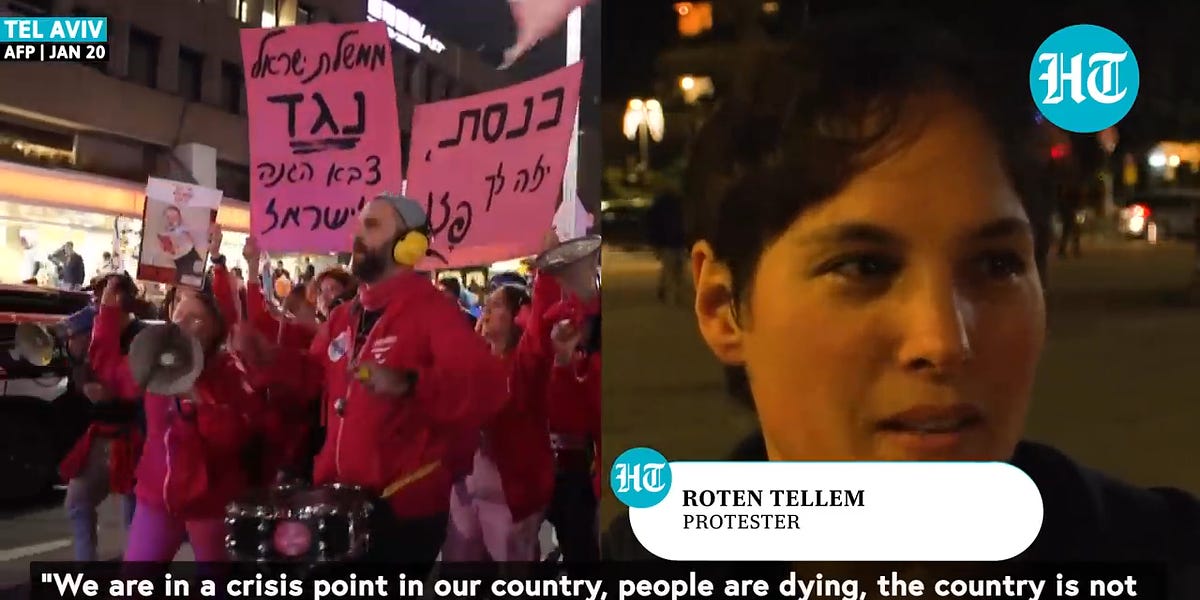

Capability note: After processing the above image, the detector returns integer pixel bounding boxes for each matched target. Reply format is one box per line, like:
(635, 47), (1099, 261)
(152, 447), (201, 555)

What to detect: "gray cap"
(375, 192), (427, 229)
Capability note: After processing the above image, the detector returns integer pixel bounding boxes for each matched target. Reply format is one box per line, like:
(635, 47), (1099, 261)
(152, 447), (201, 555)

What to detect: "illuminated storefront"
(0, 159), (250, 286)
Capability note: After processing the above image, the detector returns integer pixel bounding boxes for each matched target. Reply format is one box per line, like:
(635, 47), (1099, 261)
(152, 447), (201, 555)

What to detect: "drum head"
(533, 235), (602, 272)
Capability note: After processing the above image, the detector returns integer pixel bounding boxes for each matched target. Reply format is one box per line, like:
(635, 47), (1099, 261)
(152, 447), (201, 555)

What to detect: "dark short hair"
(684, 15), (1053, 405)
(439, 277), (462, 297)
(495, 284), (531, 316)
(97, 272), (140, 312)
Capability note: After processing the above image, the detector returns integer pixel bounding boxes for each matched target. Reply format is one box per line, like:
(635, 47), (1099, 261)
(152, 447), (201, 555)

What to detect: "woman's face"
(318, 278), (345, 314)
(480, 289), (515, 344)
(694, 94), (1045, 463)
(171, 294), (219, 353)
(165, 207), (182, 228)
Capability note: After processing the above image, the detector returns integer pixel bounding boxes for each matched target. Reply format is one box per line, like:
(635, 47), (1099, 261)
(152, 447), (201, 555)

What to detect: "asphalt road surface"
(600, 240), (1200, 524)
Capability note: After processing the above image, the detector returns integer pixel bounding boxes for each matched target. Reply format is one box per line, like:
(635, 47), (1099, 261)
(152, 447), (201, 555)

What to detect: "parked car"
(600, 189), (652, 249)
(0, 285), (92, 501)
(1117, 189), (1200, 241)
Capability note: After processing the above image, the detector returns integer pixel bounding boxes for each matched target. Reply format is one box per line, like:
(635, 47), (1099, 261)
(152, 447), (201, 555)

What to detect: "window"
(128, 28), (160, 88)
(394, 49), (410, 94)
(9, 0), (53, 15)
(0, 119), (75, 167)
(296, 3), (312, 24)
(674, 2), (713, 37)
(261, 0), (281, 27)
(401, 131), (411, 177)
(220, 62), (243, 114)
(217, 161), (250, 202)
(178, 48), (203, 101)
(408, 61), (422, 98)
(424, 69), (438, 102)
(234, 0), (250, 23)
(72, 9), (108, 72)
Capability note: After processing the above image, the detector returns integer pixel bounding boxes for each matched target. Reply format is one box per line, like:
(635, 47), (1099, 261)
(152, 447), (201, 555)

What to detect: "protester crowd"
(46, 193), (601, 574)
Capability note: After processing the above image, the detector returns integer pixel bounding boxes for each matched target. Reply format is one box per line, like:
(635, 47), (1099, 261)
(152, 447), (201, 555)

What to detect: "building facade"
(0, 0), (507, 284)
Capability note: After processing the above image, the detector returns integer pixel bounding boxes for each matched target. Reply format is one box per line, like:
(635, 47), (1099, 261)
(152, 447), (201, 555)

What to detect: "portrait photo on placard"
(136, 179), (222, 288)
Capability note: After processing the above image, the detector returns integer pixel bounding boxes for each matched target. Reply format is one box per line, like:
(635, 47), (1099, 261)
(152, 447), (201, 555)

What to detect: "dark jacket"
(646, 192), (685, 249)
(64, 253), (85, 285)
(603, 432), (1200, 596)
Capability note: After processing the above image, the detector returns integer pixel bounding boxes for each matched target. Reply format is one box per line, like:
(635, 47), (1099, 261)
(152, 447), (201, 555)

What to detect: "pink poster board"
(241, 22), (402, 253)
(407, 62), (584, 269)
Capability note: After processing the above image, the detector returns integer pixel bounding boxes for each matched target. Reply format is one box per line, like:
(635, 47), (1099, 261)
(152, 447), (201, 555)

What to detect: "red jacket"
(62, 305), (144, 494)
(250, 270), (508, 518)
(134, 351), (268, 519)
(537, 275), (601, 439)
(213, 265), (318, 479)
(485, 270), (561, 521)
(535, 273), (601, 498)
(549, 350), (602, 498)
(86, 267), (267, 518)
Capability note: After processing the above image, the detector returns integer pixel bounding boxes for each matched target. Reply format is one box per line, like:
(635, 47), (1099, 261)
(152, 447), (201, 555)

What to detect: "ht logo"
(611, 447), (672, 509)
(614, 462), (668, 494)
(1029, 24), (1139, 134)
(1036, 51), (1129, 105)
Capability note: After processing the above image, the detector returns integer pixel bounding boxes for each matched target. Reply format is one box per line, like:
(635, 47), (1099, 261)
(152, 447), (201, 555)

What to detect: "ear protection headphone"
(392, 227), (430, 267)
(377, 191), (431, 267)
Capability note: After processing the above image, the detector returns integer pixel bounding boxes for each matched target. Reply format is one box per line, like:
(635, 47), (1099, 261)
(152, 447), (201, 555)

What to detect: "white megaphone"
(532, 234), (601, 302)
(128, 322), (204, 396)
(14, 322), (57, 367)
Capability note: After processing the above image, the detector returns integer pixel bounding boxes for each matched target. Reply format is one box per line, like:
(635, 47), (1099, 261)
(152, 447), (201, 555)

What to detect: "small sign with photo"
(137, 177), (223, 288)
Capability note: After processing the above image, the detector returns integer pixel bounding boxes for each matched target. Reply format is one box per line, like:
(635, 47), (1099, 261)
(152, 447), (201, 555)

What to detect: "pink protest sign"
(407, 62), (583, 269)
(241, 22), (402, 253)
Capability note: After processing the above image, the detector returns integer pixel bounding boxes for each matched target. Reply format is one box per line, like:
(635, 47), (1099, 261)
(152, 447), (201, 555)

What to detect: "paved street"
(600, 240), (1200, 524)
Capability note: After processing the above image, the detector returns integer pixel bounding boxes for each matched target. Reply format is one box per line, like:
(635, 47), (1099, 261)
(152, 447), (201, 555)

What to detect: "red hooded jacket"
(483, 270), (562, 521)
(61, 305), (144, 494)
(86, 302), (267, 519)
(248, 270), (508, 519)
(549, 346), (602, 497)
(537, 273), (602, 497)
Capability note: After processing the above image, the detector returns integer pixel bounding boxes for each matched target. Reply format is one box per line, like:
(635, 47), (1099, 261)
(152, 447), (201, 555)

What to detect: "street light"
(623, 98), (664, 172)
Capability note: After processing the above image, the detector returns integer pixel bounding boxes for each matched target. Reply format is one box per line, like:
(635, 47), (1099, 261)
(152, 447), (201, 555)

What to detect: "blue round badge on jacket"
(611, 447), (672, 509)
(1029, 24), (1138, 133)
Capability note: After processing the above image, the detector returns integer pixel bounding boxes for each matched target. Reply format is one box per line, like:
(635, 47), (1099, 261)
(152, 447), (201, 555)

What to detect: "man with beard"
(233, 193), (507, 575)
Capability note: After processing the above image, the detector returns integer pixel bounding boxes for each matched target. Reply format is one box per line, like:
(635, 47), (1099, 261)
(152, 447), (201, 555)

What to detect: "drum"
(225, 483), (374, 562)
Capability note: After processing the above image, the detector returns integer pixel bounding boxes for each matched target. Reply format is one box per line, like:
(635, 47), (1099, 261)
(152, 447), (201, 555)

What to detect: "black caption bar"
(0, 42), (108, 63)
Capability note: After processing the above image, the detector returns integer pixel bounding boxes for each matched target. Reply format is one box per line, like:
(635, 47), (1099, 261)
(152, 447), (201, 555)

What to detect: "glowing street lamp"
(623, 98), (664, 172)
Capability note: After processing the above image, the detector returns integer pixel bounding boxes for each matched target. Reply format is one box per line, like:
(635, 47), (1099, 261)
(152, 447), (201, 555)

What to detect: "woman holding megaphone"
(102, 227), (273, 562)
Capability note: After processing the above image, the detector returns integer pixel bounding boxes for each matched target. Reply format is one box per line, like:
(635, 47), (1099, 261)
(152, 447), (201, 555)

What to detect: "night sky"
(601, 0), (677, 101)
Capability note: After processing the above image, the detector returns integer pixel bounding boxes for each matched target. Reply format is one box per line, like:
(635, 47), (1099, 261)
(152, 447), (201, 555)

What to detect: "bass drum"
(225, 483), (374, 563)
